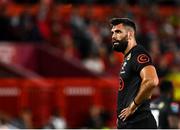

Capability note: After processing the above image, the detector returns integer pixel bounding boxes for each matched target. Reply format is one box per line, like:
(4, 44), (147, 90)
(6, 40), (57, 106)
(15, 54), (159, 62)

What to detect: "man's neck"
(124, 40), (137, 56)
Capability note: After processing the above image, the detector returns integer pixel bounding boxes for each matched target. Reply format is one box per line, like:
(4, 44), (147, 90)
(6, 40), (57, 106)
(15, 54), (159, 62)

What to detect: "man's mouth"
(113, 42), (119, 46)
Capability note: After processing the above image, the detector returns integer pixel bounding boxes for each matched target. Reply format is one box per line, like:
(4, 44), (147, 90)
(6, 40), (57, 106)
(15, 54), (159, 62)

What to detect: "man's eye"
(115, 30), (121, 33)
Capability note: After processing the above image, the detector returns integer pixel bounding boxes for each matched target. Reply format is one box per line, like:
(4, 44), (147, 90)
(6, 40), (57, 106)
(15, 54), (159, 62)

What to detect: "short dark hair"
(110, 18), (136, 32)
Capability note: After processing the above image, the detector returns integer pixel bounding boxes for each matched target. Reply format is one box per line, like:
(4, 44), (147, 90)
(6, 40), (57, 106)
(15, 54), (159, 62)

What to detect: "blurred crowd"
(0, 106), (112, 129)
(0, 108), (67, 129)
(6, 0), (180, 5)
(0, 0), (179, 77)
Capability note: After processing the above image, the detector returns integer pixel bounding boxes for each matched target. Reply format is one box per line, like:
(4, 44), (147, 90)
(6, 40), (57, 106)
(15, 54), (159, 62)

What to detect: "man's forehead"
(111, 24), (124, 31)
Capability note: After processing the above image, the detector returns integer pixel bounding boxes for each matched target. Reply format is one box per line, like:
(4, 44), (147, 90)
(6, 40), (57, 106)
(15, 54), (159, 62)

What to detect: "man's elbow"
(149, 77), (159, 88)
(143, 77), (159, 89)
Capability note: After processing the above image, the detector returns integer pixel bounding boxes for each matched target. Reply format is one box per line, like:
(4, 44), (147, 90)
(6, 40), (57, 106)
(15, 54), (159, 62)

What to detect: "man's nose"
(112, 34), (116, 40)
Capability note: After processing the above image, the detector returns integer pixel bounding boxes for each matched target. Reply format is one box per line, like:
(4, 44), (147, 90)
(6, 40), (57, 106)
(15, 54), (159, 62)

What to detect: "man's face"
(111, 24), (128, 53)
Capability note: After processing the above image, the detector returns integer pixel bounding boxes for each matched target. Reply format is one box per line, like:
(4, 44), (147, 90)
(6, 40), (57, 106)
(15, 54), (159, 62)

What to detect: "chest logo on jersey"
(120, 53), (131, 74)
(119, 77), (124, 91)
(137, 54), (150, 64)
(126, 53), (131, 60)
(120, 62), (127, 74)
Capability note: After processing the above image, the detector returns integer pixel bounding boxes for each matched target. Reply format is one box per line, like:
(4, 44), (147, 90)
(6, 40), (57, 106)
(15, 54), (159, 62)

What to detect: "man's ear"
(127, 32), (131, 40)
(128, 31), (133, 40)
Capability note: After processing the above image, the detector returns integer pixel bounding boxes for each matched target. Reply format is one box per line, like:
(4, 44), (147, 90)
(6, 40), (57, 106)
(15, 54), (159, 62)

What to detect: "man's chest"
(119, 53), (133, 80)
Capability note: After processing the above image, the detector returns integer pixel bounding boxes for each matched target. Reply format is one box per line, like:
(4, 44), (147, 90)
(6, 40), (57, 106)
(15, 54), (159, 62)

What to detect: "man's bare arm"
(133, 65), (159, 106)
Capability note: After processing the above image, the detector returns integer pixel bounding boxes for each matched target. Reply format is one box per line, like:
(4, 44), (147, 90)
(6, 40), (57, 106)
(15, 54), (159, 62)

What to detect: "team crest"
(137, 54), (150, 63)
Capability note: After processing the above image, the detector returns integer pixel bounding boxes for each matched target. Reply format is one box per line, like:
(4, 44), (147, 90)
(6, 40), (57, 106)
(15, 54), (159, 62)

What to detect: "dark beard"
(112, 37), (128, 53)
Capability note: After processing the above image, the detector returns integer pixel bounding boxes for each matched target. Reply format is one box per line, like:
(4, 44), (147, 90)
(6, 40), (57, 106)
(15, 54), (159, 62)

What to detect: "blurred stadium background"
(0, 0), (179, 129)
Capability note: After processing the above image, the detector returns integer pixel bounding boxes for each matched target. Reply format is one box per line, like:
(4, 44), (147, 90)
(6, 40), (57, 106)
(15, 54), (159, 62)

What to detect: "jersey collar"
(124, 45), (137, 58)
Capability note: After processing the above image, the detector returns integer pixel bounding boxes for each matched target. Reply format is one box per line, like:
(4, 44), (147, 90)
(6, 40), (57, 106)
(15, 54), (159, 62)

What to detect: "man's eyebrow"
(111, 29), (122, 33)
(115, 30), (122, 33)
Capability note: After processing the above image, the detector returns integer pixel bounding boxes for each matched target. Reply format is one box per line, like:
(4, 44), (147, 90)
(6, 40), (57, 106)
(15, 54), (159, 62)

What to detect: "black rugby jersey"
(117, 44), (153, 120)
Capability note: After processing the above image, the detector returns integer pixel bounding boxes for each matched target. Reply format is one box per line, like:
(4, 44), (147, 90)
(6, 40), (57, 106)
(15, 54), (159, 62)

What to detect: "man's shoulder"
(133, 44), (149, 54)
(131, 45), (151, 59)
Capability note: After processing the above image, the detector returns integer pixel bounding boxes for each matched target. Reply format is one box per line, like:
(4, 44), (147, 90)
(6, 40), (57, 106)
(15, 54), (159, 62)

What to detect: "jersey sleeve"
(132, 51), (153, 73)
